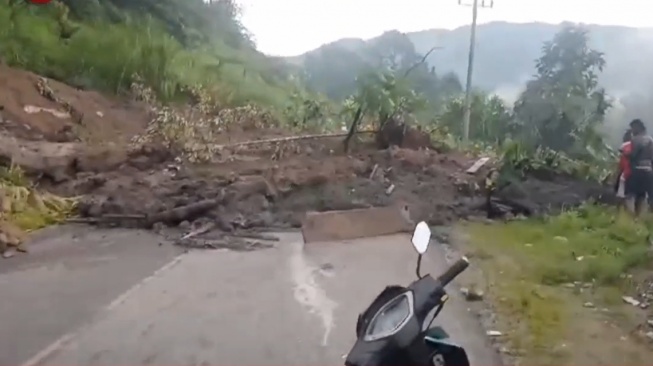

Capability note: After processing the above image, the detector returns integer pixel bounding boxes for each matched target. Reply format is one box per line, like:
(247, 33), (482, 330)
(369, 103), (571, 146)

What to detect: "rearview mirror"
(411, 221), (431, 255)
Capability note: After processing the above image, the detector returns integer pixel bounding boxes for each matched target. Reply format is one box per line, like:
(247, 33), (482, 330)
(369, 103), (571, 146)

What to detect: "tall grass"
(465, 205), (653, 363)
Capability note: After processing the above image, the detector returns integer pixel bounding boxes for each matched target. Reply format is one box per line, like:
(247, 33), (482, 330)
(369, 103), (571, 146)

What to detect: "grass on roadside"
(464, 205), (653, 363)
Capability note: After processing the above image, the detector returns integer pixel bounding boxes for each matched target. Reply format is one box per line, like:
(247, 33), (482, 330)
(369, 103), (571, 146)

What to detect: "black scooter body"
(345, 275), (469, 366)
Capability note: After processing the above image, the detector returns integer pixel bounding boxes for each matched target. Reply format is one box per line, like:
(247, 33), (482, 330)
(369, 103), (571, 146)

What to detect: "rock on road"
(0, 225), (501, 366)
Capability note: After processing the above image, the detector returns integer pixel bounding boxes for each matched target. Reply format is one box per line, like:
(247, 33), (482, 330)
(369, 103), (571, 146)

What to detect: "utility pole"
(458, 0), (493, 145)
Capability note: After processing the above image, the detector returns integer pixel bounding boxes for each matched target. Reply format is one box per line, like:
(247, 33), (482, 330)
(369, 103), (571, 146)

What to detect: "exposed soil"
(57, 142), (478, 230)
(0, 64), (149, 143)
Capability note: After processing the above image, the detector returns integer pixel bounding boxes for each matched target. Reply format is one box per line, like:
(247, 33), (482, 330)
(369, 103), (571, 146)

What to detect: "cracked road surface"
(1, 225), (501, 365)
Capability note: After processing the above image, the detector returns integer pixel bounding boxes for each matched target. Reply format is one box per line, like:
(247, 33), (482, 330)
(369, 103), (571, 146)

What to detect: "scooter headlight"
(363, 291), (414, 341)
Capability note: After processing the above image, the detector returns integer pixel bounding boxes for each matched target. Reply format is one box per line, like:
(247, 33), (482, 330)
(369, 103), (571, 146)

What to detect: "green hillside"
(0, 0), (299, 107)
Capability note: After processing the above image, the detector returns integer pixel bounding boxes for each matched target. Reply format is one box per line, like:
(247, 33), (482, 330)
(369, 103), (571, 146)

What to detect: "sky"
(238, 0), (652, 56)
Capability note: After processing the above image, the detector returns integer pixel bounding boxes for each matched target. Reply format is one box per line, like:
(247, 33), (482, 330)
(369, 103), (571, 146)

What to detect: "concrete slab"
(301, 206), (413, 243)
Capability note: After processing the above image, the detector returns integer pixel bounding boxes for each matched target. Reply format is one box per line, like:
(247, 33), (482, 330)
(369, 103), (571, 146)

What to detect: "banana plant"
(342, 70), (426, 151)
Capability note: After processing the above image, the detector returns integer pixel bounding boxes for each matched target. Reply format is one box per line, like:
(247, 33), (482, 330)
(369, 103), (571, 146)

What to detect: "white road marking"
(289, 241), (337, 346)
(20, 254), (186, 366)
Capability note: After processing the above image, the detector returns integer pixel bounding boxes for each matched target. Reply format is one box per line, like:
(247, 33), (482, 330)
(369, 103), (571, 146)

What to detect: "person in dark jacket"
(625, 119), (653, 216)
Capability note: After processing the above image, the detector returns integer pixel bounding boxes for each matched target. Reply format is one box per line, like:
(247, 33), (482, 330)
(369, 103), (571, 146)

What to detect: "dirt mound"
(0, 134), (165, 183)
(43, 127), (609, 234)
(376, 116), (434, 150)
(58, 137), (487, 234)
(489, 171), (615, 218)
(0, 65), (149, 143)
(6, 129), (615, 237)
(0, 65), (164, 184)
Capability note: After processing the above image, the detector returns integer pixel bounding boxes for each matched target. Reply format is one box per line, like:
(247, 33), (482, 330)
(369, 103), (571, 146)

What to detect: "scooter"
(344, 221), (471, 366)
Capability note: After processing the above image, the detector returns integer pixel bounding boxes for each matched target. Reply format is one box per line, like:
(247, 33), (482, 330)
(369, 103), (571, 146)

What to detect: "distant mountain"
(284, 30), (463, 103)
(407, 22), (653, 101)
(288, 22), (653, 103)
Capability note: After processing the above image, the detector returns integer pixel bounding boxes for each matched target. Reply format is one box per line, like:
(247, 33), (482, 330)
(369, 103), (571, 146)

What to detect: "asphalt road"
(0, 225), (501, 366)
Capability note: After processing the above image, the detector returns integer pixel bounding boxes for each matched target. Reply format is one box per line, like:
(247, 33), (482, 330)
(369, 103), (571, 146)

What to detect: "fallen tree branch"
(102, 214), (146, 220)
(66, 214), (145, 225)
(225, 231), (280, 241)
(181, 222), (216, 240)
(69, 199), (222, 228)
(144, 198), (221, 228)
(216, 130), (376, 149)
(369, 164), (379, 179)
(67, 217), (102, 224)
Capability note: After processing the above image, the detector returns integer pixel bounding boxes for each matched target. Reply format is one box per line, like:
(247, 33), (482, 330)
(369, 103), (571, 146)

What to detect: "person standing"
(615, 129), (633, 211)
(625, 119), (653, 217)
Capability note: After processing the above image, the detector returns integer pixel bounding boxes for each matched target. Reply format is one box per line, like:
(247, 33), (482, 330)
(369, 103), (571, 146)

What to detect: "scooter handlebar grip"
(437, 257), (470, 287)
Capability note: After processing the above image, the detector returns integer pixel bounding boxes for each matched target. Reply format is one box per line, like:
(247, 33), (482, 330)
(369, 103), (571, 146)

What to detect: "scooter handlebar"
(436, 256), (470, 287)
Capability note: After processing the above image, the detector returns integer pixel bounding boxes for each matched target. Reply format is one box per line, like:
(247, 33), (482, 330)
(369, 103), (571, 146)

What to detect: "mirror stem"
(415, 254), (423, 279)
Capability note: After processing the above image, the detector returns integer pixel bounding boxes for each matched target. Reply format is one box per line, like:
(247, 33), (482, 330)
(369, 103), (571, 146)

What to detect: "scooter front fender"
(424, 327), (470, 366)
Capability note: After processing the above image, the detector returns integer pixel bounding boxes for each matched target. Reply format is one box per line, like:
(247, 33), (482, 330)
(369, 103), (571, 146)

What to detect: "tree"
(368, 30), (418, 71)
(513, 25), (611, 156)
(439, 92), (515, 144)
(342, 70), (426, 151)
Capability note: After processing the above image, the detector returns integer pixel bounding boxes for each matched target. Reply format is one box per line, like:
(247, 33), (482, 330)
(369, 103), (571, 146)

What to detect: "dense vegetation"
(0, 0), (298, 107)
(312, 24), (618, 180)
(295, 22), (653, 145)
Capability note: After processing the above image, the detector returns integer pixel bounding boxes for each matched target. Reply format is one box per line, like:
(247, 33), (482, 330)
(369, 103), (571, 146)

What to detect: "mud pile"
(56, 140), (482, 231)
(490, 171), (614, 217)
(0, 64), (149, 143)
(0, 64), (155, 184)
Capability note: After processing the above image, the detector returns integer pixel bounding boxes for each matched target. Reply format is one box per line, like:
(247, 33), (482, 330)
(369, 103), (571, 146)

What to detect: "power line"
(458, 0), (493, 145)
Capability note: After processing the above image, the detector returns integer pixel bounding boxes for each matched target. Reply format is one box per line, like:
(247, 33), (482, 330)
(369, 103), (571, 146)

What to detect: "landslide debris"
(0, 64), (616, 256)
